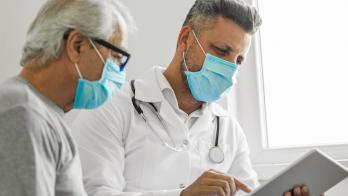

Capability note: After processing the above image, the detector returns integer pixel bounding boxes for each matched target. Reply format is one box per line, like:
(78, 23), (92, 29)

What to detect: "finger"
(320, 194), (325, 196)
(204, 171), (235, 190)
(204, 170), (227, 179)
(202, 186), (226, 196)
(234, 178), (252, 193)
(209, 169), (225, 174)
(201, 178), (231, 196)
(301, 185), (309, 196)
(203, 171), (236, 194)
(203, 171), (251, 194)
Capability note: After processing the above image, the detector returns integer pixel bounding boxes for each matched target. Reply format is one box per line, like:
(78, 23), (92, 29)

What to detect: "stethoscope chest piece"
(209, 146), (224, 164)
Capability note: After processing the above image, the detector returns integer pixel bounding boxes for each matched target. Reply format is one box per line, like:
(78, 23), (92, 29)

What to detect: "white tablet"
(249, 149), (348, 196)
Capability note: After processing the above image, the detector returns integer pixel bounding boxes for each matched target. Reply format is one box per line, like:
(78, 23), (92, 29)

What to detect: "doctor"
(72, 0), (261, 196)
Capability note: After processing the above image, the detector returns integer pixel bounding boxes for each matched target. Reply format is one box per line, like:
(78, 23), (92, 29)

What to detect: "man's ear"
(177, 26), (192, 53)
(65, 30), (86, 63)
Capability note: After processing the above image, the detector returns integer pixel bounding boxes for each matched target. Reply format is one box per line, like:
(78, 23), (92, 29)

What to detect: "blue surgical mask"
(73, 39), (126, 109)
(183, 30), (239, 102)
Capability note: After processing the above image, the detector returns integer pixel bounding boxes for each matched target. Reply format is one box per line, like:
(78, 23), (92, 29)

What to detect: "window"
(235, 0), (348, 180)
(259, 0), (348, 148)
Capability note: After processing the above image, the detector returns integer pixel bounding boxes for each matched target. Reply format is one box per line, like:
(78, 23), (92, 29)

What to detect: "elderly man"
(0, 0), (135, 196)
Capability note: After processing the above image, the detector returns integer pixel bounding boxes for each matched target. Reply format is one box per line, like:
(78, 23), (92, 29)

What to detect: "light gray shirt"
(0, 76), (87, 196)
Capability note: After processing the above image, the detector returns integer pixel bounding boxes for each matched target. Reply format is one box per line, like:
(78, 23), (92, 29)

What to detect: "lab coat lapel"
(158, 100), (188, 141)
(189, 107), (213, 138)
(190, 103), (229, 137)
(133, 67), (187, 143)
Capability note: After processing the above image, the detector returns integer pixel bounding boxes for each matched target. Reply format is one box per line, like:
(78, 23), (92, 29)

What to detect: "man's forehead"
(200, 17), (250, 42)
(201, 29), (251, 53)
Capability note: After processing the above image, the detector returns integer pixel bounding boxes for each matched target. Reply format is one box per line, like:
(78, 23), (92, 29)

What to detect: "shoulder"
(0, 77), (30, 111)
(72, 81), (134, 141)
(0, 77), (63, 142)
(0, 106), (45, 167)
(0, 104), (59, 155)
(0, 105), (46, 133)
(0, 77), (51, 117)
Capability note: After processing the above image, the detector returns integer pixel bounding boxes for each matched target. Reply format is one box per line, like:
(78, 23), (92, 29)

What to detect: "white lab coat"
(72, 67), (259, 196)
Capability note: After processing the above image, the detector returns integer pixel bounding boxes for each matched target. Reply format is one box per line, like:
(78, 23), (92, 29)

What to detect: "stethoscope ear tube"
(131, 80), (148, 121)
(131, 80), (143, 115)
(215, 116), (220, 147)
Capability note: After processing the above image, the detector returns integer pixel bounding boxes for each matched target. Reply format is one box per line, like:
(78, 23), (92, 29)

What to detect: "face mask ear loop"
(74, 63), (84, 80)
(88, 38), (106, 64)
(182, 52), (189, 71)
(192, 30), (207, 56)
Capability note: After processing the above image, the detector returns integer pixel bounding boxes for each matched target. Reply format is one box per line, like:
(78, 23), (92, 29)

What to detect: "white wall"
(0, 0), (195, 81)
(123, 0), (195, 79)
(0, 0), (46, 81)
(1, 0), (347, 195)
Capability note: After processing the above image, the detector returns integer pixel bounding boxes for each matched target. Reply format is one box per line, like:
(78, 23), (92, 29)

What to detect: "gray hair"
(21, 0), (136, 67)
(183, 0), (262, 35)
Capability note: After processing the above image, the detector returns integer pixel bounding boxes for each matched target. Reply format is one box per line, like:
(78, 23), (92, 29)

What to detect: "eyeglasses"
(63, 31), (130, 71)
(92, 38), (130, 71)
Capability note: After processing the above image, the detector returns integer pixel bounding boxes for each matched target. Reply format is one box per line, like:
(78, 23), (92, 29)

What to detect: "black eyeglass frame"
(63, 31), (130, 71)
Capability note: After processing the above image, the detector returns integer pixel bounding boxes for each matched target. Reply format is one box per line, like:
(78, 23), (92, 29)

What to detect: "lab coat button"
(183, 139), (189, 145)
(179, 183), (186, 189)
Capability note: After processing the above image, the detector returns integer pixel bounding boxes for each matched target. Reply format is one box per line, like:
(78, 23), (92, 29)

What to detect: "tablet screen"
(249, 149), (348, 196)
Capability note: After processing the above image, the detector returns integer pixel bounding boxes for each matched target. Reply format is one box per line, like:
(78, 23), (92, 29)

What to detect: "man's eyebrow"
(210, 43), (234, 52)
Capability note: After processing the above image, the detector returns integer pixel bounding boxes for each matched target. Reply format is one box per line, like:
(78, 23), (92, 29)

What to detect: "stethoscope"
(130, 80), (224, 164)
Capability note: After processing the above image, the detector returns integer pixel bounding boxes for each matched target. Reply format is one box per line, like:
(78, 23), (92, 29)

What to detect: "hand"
(283, 185), (325, 196)
(181, 169), (252, 196)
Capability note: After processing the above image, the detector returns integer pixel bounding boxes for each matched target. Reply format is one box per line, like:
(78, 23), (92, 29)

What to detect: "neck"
(163, 59), (202, 115)
(20, 62), (77, 113)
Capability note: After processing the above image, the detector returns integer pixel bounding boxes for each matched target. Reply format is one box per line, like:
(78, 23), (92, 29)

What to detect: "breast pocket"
(197, 140), (233, 172)
(139, 137), (190, 190)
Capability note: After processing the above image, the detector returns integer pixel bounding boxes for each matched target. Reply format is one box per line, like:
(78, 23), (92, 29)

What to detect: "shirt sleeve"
(72, 97), (183, 196)
(0, 106), (57, 196)
(228, 119), (260, 196)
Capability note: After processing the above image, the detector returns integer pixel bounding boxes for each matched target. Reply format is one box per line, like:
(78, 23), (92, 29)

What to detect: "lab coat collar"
(133, 67), (163, 103)
(208, 102), (229, 117)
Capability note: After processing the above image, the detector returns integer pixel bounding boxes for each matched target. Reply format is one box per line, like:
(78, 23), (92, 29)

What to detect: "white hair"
(21, 0), (136, 67)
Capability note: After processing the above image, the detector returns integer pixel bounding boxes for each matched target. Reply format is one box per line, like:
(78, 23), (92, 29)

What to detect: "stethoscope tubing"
(130, 80), (224, 163)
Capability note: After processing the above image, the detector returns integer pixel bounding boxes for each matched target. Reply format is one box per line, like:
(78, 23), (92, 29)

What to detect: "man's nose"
(224, 54), (239, 64)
